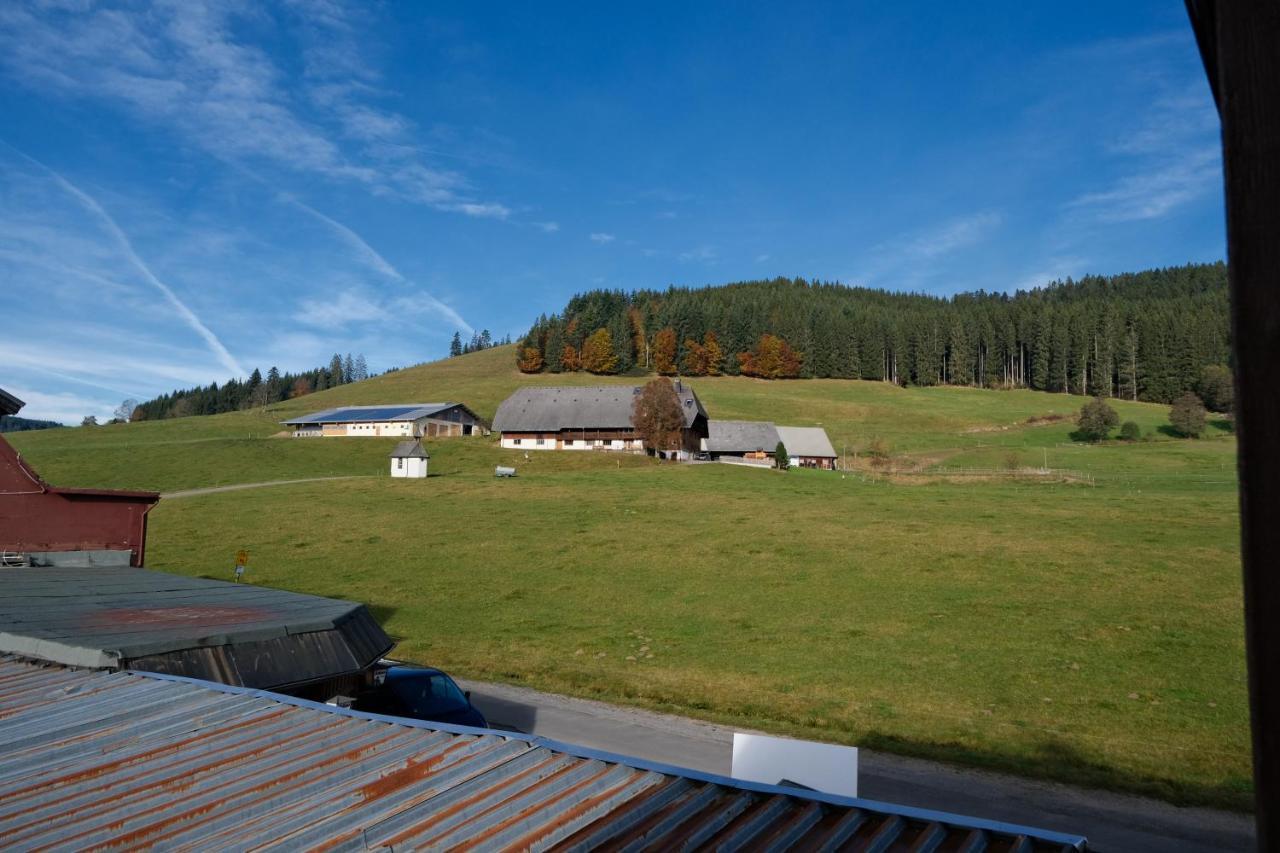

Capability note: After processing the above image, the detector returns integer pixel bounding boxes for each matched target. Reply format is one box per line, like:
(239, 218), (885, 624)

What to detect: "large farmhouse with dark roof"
(283, 403), (484, 438)
(493, 382), (708, 454)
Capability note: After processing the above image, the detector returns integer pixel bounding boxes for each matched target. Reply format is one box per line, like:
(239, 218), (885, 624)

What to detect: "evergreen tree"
(449, 332), (463, 357)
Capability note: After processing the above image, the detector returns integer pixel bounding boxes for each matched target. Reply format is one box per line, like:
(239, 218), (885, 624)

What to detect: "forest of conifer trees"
(130, 352), (372, 420)
(517, 263), (1229, 404)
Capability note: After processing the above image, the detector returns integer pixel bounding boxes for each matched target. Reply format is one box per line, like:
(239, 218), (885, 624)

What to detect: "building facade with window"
(389, 440), (429, 478)
(283, 403), (484, 438)
(493, 383), (708, 454)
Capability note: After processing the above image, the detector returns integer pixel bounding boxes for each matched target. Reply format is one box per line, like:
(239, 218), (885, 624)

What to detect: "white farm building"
(389, 440), (429, 478)
(283, 403), (485, 438)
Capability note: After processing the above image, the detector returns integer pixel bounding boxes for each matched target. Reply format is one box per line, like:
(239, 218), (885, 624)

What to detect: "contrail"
(10, 147), (246, 378)
(281, 194), (474, 334)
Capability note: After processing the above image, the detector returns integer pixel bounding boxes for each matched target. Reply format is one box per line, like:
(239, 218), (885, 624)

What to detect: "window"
(396, 458), (403, 469)
(536, 437), (545, 445)
(513, 438), (522, 445)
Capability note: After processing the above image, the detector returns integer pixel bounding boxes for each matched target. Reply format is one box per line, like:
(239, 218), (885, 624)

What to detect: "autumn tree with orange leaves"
(681, 331), (724, 376)
(652, 328), (678, 375)
(517, 346), (544, 373)
(580, 328), (618, 374)
(738, 334), (802, 378)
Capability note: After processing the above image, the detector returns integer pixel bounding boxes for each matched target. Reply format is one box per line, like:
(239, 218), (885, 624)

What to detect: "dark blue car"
(352, 662), (488, 729)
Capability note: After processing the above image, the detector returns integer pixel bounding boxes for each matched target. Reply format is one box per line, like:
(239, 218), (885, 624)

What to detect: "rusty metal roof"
(0, 567), (392, 690)
(0, 656), (1086, 851)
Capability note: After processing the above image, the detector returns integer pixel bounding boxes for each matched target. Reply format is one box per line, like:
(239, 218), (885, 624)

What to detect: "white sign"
(731, 732), (858, 798)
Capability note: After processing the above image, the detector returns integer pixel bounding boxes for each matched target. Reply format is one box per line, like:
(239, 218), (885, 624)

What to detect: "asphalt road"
(457, 679), (1254, 853)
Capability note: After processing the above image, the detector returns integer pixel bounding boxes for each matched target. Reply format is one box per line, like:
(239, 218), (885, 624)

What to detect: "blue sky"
(1, 2), (1223, 423)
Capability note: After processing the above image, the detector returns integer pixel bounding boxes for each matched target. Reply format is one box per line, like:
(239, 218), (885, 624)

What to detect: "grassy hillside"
(5, 346), (1248, 809)
(8, 344), (1233, 491)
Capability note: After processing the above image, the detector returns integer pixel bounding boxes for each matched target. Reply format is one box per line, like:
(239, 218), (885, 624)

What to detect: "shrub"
(775, 441), (790, 470)
(1076, 397), (1119, 441)
(1197, 365), (1234, 414)
(1119, 421), (1141, 441)
(1169, 392), (1208, 438)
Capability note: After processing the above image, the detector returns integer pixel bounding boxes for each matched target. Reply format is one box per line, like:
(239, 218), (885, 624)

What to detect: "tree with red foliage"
(632, 377), (685, 454)
(738, 334), (802, 378)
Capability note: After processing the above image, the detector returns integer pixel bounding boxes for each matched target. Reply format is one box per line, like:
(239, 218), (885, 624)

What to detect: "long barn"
(283, 403), (485, 438)
(493, 382), (708, 454)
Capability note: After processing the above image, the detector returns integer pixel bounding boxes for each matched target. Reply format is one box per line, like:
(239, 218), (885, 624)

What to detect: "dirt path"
(161, 476), (372, 499)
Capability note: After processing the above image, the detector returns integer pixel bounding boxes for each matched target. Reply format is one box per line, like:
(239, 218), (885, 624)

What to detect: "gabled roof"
(0, 567), (391, 688)
(283, 403), (476, 425)
(389, 440), (430, 459)
(0, 655), (1086, 851)
(706, 420), (780, 453)
(776, 425), (838, 458)
(493, 383), (705, 432)
(0, 387), (23, 416)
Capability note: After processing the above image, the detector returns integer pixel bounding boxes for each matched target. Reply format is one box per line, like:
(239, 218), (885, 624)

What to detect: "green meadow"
(6, 345), (1248, 808)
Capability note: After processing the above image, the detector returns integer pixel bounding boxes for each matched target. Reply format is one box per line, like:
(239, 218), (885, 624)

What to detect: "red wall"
(0, 437), (158, 565)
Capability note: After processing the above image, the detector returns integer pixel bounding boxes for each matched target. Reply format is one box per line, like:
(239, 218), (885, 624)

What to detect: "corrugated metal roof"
(775, 426), (837, 459)
(706, 420), (781, 453)
(0, 656), (1086, 851)
(0, 567), (391, 689)
(493, 384), (706, 433)
(283, 404), (469, 425)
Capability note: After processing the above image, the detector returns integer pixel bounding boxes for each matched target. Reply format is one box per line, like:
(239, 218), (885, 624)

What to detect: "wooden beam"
(1187, 1), (1280, 843)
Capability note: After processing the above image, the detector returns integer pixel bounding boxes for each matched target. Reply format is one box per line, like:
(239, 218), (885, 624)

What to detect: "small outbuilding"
(776, 426), (839, 469)
(389, 440), (429, 478)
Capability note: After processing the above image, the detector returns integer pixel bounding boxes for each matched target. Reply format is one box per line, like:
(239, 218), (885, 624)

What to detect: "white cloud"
(534, 221), (560, 233)
(906, 211), (1003, 259)
(283, 196), (473, 333)
(678, 245), (717, 263)
(855, 211), (1004, 287)
(12, 147), (245, 378)
(0, 1), (508, 219)
(3, 385), (114, 426)
(755, 253), (771, 263)
(451, 201), (511, 220)
(1010, 256), (1089, 292)
(589, 232), (615, 243)
(296, 290), (389, 329)
(1068, 146), (1220, 223)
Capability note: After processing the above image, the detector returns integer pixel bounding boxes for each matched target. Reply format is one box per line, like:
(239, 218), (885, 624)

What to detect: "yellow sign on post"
(234, 549), (250, 581)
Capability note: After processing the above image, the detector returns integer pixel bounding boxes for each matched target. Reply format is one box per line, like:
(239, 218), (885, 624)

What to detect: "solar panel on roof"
(314, 406), (424, 422)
